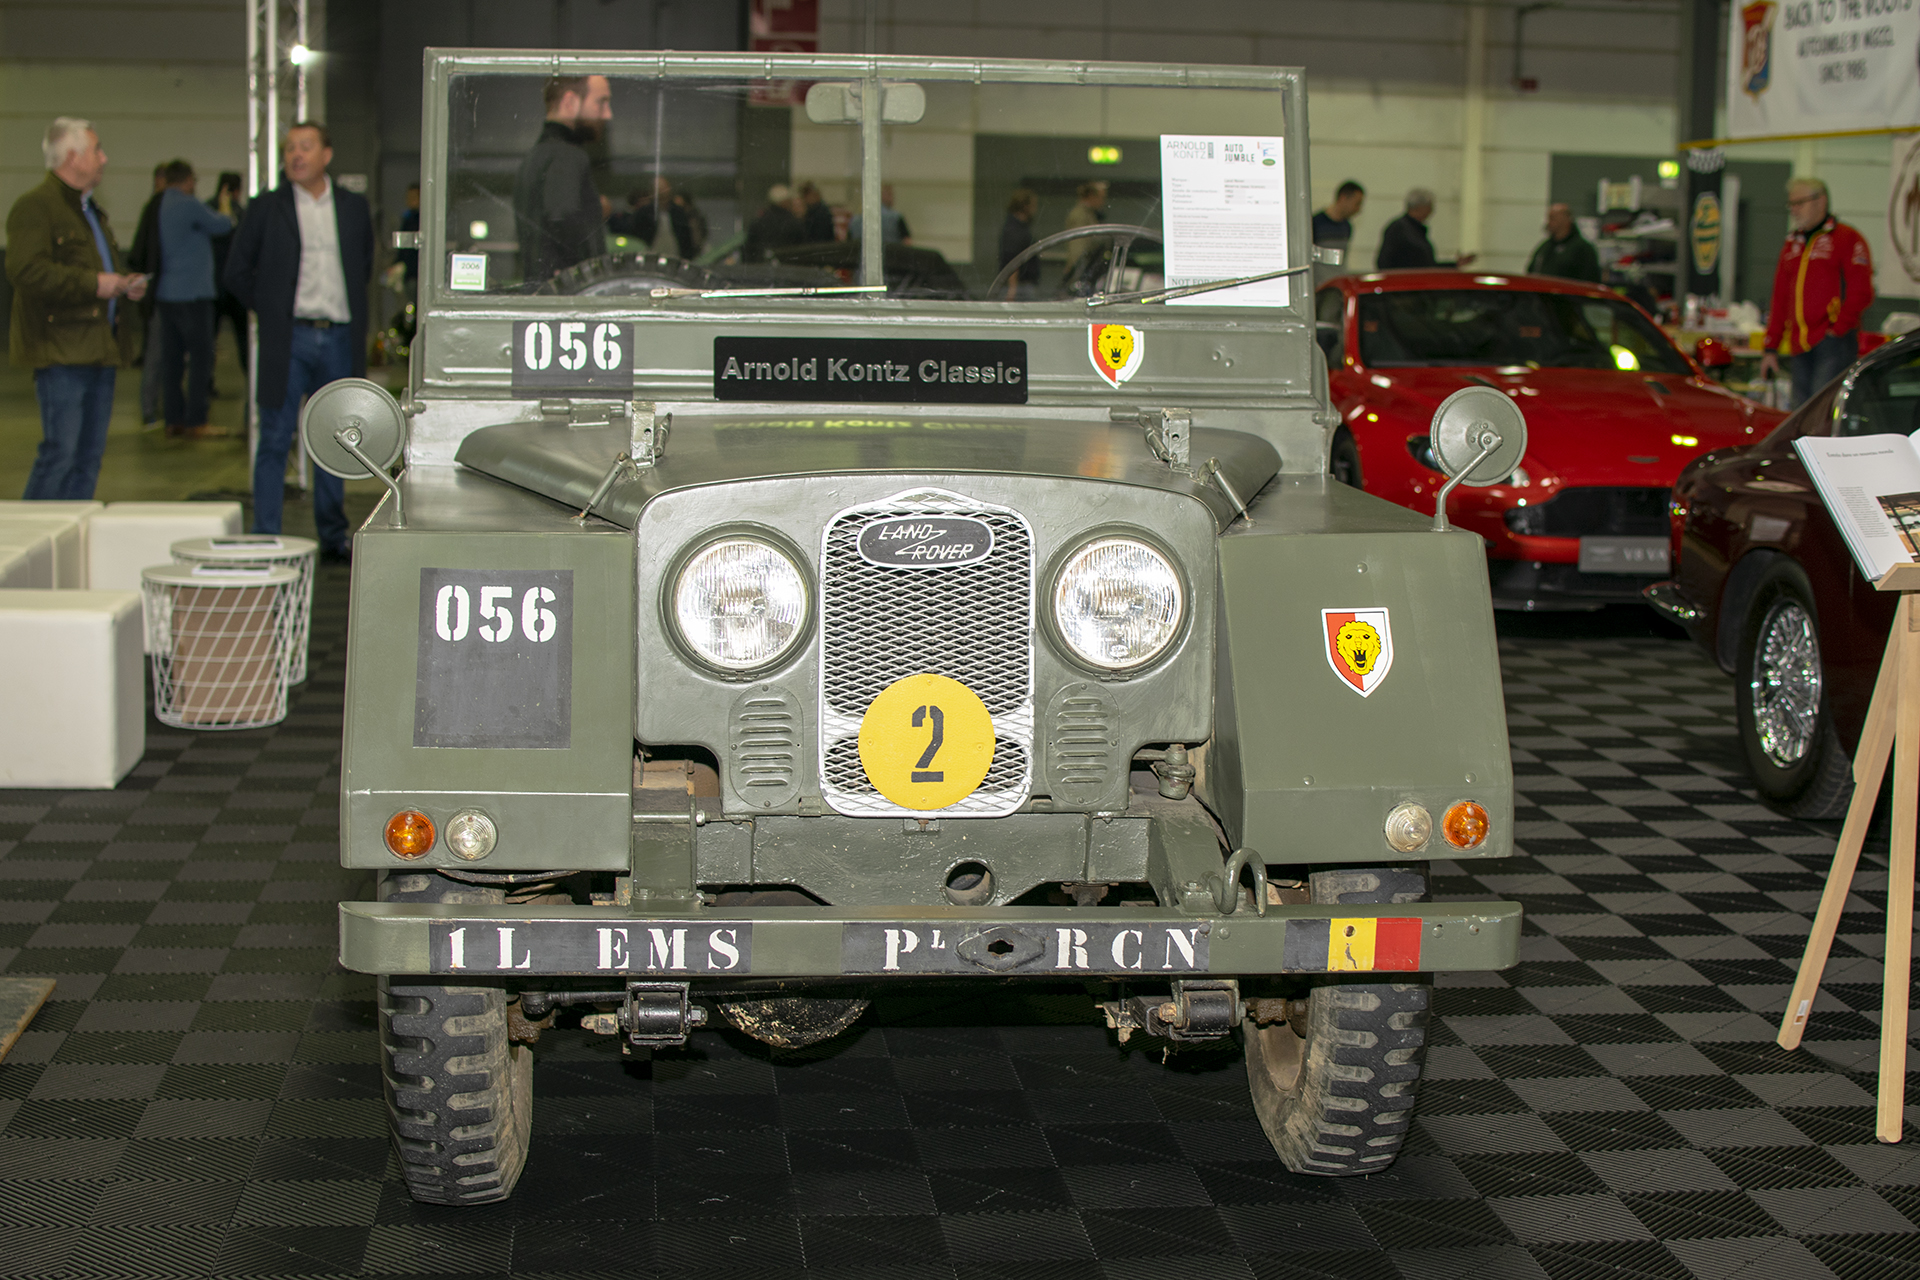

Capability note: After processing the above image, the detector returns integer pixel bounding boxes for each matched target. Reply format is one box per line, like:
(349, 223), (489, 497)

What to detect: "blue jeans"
(254, 323), (350, 552)
(1789, 331), (1858, 409)
(25, 364), (116, 500)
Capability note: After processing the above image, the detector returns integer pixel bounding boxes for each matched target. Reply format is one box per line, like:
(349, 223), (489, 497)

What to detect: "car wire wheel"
(1749, 598), (1822, 767)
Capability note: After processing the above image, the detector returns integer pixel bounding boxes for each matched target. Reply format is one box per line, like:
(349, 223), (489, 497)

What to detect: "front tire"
(378, 873), (533, 1205)
(1734, 561), (1851, 819)
(1246, 866), (1430, 1176)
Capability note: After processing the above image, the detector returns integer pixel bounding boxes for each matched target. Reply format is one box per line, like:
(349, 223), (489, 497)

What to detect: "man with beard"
(513, 74), (613, 284)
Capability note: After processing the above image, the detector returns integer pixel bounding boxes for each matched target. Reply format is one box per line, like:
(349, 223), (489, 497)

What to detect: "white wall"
(0, 1), (248, 244)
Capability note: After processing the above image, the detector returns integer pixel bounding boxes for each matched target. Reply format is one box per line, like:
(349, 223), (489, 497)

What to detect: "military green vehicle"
(310, 50), (1528, 1205)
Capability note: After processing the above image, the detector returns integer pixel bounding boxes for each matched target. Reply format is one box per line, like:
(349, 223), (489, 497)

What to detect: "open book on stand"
(1793, 432), (1920, 588)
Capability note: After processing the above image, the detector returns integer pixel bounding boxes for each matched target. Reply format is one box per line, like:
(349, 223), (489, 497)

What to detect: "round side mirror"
(299, 377), (406, 479)
(1428, 385), (1528, 486)
(1426, 385), (1528, 533)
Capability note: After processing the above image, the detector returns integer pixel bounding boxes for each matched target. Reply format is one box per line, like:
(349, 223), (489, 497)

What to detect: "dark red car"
(1315, 270), (1785, 608)
(1648, 333), (1920, 818)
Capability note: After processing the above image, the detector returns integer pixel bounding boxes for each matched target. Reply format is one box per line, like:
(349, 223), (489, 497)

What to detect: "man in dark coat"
(798, 182), (835, 243)
(6, 117), (145, 500)
(128, 161), (173, 425)
(743, 185), (804, 263)
(1377, 187), (1476, 270)
(512, 74), (612, 284)
(222, 121), (372, 561)
(609, 178), (700, 258)
(1525, 203), (1601, 282)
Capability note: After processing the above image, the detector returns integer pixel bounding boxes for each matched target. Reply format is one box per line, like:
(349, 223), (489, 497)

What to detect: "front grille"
(1504, 486), (1669, 537)
(817, 489), (1034, 817)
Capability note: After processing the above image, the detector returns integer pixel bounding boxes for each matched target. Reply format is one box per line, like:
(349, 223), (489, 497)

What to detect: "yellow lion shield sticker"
(1089, 324), (1144, 386)
(1322, 607), (1394, 697)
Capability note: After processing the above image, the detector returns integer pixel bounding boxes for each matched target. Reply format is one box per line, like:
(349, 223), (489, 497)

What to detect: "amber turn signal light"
(1442, 800), (1489, 849)
(385, 810), (436, 859)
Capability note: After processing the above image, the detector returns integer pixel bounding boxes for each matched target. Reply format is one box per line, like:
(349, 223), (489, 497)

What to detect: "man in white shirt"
(224, 121), (373, 562)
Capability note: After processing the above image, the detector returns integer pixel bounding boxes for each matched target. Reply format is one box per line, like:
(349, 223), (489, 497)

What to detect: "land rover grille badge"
(856, 515), (995, 568)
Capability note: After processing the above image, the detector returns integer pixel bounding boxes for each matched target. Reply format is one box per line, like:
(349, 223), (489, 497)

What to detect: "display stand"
(1778, 561), (1920, 1142)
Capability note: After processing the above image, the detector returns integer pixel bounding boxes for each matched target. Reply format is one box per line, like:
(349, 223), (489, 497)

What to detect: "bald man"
(1526, 204), (1600, 283)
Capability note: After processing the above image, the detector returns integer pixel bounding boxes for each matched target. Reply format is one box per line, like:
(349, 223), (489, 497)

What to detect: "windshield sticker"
(448, 253), (488, 292)
(1160, 134), (1290, 307)
(1089, 324), (1144, 385)
(1322, 607), (1393, 697)
(714, 337), (1026, 404)
(510, 320), (633, 398)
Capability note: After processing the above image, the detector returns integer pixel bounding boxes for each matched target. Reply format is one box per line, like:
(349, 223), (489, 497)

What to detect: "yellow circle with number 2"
(857, 673), (996, 810)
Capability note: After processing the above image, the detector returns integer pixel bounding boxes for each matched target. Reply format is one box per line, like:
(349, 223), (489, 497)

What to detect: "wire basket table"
(141, 563), (301, 730)
(169, 535), (318, 683)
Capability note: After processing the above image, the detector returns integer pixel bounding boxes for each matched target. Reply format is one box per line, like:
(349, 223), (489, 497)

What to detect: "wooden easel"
(1779, 562), (1920, 1142)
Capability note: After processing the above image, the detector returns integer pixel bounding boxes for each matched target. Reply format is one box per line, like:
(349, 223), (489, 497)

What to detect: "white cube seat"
(0, 501), (103, 518)
(88, 504), (244, 649)
(88, 502), (244, 592)
(0, 515), (86, 587)
(0, 531), (56, 588)
(0, 590), (144, 789)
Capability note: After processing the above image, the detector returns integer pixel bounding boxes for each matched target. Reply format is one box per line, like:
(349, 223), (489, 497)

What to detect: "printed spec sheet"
(1159, 135), (1289, 307)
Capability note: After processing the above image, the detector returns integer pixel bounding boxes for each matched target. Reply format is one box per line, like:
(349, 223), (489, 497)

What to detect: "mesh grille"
(818, 490), (1034, 817)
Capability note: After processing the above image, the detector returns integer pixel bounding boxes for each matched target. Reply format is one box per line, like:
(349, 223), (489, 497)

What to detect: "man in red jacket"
(1758, 178), (1873, 408)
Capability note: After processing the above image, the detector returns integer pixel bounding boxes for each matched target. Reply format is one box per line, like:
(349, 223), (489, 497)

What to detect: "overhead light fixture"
(1088, 145), (1121, 165)
(469, 220), (489, 240)
(1658, 159), (1680, 179)
(289, 44), (317, 66)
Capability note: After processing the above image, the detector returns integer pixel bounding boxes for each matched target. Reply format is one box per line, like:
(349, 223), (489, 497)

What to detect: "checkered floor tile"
(3, 583), (1917, 1279)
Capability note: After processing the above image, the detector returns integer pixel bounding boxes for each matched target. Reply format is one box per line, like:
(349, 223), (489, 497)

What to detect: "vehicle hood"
(1368, 365), (1762, 486)
(454, 412), (1278, 532)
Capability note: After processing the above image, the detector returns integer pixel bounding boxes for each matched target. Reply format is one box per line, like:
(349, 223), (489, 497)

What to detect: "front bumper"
(340, 900), (1522, 978)
(1487, 558), (1665, 608)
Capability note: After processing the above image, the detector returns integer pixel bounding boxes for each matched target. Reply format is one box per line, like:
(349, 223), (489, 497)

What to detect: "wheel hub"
(1750, 599), (1822, 767)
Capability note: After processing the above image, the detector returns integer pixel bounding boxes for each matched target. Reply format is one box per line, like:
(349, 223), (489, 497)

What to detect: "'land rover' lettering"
(856, 515), (994, 568)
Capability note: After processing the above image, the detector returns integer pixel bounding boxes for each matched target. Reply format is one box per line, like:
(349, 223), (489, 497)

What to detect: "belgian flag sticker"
(1283, 917), (1424, 972)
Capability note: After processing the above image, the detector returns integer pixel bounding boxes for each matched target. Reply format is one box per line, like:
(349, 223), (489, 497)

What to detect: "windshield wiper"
(649, 284), (887, 300)
(1085, 263), (1314, 308)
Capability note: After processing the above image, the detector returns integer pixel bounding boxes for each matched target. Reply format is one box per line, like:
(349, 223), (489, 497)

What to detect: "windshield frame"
(420, 48), (1309, 317)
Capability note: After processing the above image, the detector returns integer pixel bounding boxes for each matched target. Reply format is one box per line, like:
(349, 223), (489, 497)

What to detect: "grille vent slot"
(817, 489), (1034, 818)
(1048, 684), (1116, 805)
(730, 686), (800, 808)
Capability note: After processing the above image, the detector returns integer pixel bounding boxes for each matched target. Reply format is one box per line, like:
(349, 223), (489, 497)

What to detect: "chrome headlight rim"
(1043, 526), (1190, 676)
(663, 527), (814, 679)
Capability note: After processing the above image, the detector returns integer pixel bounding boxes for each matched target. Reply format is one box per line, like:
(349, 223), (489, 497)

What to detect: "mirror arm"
(334, 427), (404, 529)
(1431, 432), (1499, 533)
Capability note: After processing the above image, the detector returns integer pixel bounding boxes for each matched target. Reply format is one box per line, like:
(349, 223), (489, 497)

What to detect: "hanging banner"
(1686, 149), (1726, 298)
(1726, 1), (1920, 140)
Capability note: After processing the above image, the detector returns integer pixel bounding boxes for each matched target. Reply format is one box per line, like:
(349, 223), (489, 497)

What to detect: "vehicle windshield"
(1354, 288), (1689, 375)
(1837, 345), (1920, 437)
(436, 63), (1298, 306)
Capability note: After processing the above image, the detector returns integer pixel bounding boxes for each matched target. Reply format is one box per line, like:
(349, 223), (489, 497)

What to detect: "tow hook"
(1100, 979), (1240, 1044)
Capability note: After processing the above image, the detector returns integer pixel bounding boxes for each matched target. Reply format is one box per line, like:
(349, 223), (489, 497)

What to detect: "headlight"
(673, 537), (808, 671)
(1052, 537), (1184, 671)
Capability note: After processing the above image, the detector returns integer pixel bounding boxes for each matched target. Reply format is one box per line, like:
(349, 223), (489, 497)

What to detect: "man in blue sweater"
(155, 160), (232, 438)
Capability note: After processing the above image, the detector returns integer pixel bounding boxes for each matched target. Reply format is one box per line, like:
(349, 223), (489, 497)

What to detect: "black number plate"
(511, 320), (634, 397)
(414, 568), (573, 749)
(714, 337), (1027, 404)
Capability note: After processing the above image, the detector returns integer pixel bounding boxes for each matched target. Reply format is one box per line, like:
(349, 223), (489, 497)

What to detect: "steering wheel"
(987, 223), (1159, 301)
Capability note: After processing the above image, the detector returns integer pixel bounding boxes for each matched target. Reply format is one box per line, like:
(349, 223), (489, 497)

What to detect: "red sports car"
(1315, 270), (1785, 607)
